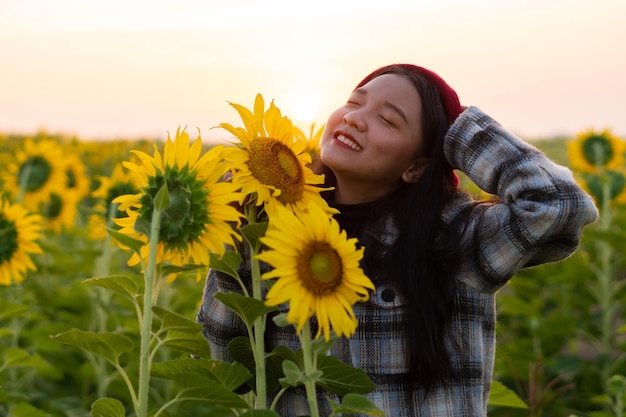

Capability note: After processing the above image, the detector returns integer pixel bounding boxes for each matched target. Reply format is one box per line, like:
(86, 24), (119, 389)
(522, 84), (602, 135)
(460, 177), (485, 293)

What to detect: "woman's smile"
(334, 131), (362, 151)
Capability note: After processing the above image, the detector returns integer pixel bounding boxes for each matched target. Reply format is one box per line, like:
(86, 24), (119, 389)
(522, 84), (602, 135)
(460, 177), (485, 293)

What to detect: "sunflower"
(568, 129), (625, 174)
(88, 162), (142, 241)
(293, 122), (325, 165)
(2, 138), (68, 211)
(64, 152), (91, 201)
(576, 170), (626, 207)
(256, 204), (375, 341)
(40, 191), (81, 234)
(0, 199), (44, 285)
(219, 94), (333, 217)
(113, 127), (242, 279)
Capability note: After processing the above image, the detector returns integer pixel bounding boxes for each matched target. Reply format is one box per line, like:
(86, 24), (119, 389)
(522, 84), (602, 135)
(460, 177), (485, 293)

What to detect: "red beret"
(355, 64), (462, 126)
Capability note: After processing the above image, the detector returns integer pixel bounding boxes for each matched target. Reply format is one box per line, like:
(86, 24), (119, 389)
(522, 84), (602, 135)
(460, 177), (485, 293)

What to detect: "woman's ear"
(401, 159), (427, 183)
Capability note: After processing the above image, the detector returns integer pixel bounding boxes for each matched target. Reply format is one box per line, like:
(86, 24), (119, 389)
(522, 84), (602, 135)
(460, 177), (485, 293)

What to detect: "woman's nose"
(343, 111), (366, 131)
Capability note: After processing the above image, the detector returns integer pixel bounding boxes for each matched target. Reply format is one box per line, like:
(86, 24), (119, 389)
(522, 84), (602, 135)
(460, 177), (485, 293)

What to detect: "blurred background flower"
(0, 199), (43, 285)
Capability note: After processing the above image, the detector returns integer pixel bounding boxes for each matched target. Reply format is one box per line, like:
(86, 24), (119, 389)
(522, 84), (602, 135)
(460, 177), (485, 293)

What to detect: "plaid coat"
(197, 106), (599, 416)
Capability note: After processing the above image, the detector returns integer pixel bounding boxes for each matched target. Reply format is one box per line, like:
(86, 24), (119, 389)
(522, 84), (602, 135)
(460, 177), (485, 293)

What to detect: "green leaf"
(151, 358), (251, 392)
(209, 251), (242, 280)
(154, 182), (171, 212)
(106, 228), (145, 254)
(159, 263), (206, 276)
(0, 303), (29, 320)
(2, 347), (29, 367)
(0, 328), (13, 338)
(317, 355), (376, 395)
(51, 329), (134, 365)
(240, 222), (268, 252)
(82, 274), (140, 301)
(171, 373), (250, 408)
(153, 305), (202, 333)
(151, 357), (218, 379)
(312, 335), (337, 356)
(327, 393), (385, 416)
(214, 292), (278, 328)
(228, 337), (254, 370)
(90, 397), (126, 417)
(266, 345), (298, 393)
(279, 360), (304, 387)
(238, 410), (281, 417)
(163, 331), (213, 359)
(488, 380), (529, 409)
(1, 348), (60, 377)
(272, 312), (289, 328)
(209, 360), (254, 391)
(9, 402), (50, 417)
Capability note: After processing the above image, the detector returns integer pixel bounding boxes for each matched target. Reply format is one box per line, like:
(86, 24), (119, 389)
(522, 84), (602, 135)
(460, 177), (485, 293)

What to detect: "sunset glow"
(1, 0), (624, 142)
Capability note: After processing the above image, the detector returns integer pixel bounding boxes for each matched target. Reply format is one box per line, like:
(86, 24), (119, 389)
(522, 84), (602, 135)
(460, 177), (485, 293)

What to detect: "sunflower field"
(1, 100), (626, 417)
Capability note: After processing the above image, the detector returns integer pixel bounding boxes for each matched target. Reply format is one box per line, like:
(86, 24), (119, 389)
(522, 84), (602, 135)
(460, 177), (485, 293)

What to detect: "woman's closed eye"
(379, 114), (397, 127)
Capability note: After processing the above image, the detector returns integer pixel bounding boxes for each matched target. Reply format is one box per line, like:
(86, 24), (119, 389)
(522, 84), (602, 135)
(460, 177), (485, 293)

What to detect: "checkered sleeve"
(196, 267), (249, 362)
(445, 106), (599, 291)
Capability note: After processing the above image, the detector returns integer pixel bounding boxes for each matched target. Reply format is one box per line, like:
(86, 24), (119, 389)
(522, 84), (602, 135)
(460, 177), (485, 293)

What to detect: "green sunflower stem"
(251, 254), (268, 409)
(247, 204), (268, 409)
(136, 207), (162, 417)
(90, 203), (117, 398)
(299, 322), (320, 417)
(597, 176), (615, 385)
(16, 161), (32, 204)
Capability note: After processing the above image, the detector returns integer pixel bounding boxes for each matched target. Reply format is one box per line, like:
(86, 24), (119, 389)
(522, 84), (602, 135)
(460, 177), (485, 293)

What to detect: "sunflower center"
(298, 241), (343, 295)
(18, 156), (52, 192)
(41, 194), (62, 219)
(582, 134), (613, 167)
(247, 138), (305, 204)
(0, 214), (19, 264)
(583, 170), (626, 204)
(67, 169), (76, 188)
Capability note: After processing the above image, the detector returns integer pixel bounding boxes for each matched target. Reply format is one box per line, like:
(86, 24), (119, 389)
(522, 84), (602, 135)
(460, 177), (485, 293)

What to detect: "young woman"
(198, 64), (599, 416)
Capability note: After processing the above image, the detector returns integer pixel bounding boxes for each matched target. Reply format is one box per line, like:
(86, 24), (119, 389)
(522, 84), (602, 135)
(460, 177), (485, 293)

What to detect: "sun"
(287, 90), (322, 123)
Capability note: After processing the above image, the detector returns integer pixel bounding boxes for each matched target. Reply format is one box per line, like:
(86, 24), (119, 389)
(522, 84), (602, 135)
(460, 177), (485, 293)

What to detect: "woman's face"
(320, 73), (426, 202)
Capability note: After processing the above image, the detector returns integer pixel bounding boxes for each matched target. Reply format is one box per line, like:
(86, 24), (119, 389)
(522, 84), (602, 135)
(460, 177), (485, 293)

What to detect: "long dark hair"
(317, 65), (462, 392)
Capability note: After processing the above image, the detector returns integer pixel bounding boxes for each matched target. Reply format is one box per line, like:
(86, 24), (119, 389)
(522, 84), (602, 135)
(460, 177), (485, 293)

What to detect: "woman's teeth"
(336, 134), (362, 151)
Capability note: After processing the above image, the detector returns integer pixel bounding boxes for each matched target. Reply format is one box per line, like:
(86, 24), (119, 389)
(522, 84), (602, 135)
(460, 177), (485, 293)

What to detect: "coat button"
(381, 288), (395, 302)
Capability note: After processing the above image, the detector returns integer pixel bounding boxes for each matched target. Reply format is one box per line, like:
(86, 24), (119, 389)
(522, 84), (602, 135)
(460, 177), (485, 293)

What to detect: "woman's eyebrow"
(383, 101), (408, 123)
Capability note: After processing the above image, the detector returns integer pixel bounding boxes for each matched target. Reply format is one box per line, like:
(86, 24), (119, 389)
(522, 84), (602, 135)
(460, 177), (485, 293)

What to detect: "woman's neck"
(332, 178), (399, 205)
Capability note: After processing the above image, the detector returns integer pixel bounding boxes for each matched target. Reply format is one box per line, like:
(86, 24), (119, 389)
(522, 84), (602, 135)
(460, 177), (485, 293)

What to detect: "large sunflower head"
(256, 204), (375, 341)
(568, 129), (625, 174)
(219, 94), (334, 216)
(113, 127), (243, 280)
(88, 162), (142, 241)
(0, 199), (44, 285)
(2, 138), (69, 210)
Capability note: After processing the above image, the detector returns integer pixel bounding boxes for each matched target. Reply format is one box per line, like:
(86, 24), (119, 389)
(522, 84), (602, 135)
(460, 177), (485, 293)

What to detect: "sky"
(1, 0), (625, 143)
